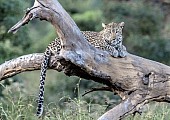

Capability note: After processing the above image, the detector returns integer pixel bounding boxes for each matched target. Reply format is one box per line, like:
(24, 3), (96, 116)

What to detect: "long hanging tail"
(36, 47), (51, 117)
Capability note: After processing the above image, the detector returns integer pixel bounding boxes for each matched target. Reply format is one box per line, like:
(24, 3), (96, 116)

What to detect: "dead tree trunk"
(1, 0), (170, 119)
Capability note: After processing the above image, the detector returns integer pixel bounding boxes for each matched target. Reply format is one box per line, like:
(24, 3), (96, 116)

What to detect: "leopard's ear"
(119, 22), (125, 28)
(102, 23), (106, 28)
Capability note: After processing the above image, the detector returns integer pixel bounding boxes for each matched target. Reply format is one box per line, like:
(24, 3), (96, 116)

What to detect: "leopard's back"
(82, 31), (107, 49)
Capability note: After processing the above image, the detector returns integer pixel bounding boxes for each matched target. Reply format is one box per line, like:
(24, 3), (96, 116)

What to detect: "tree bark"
(1, 0), (170, 119)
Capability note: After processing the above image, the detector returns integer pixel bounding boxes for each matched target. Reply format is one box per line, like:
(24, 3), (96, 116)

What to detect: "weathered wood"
(1, 0), (170, 119)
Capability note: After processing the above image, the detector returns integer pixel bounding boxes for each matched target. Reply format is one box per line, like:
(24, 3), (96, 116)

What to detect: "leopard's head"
(101, 22), (124, 46)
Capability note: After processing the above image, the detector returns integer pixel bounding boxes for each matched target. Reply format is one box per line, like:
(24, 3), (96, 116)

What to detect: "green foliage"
(73, 10), (102, 31)
(0, 0), (30, 63)
(28, 21), (56, 53)
(59, 0), (103, 14)
(126, 35), (170, 64)
(103, 0), (164, 36)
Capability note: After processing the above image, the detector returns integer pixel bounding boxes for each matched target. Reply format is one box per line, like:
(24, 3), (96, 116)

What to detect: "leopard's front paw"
(118, 45), (127, 57)
(111, 49), (119, 58)
(119, 50), (127, 57)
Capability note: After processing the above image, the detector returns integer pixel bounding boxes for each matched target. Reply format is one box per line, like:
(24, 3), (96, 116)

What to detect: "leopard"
(36, 21), (127, 117)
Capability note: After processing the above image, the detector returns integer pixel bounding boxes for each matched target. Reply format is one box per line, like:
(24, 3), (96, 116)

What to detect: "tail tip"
(36, 107), (43, 117)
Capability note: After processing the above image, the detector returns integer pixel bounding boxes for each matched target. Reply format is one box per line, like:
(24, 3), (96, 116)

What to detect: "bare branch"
(8, 2), (41, 33)
(0, 54), (42, 80)
(82, 87), (113, 97)
(98, 95), (145, 120)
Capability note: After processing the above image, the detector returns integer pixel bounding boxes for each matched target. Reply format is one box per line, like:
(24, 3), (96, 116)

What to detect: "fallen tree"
(1, 0), (170, 120)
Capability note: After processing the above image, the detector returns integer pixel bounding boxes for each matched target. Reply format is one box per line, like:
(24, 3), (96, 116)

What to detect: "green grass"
(126, 102), (170, 120)
(0, 75), (170, 120)
(0, 79), (105, 120)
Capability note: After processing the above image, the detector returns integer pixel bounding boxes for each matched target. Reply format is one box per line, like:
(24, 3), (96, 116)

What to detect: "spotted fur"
(36, 38), (61, 116)
(36, 22), (127, 117)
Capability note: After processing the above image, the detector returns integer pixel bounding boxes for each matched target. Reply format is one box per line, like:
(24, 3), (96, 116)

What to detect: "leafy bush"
(0, 0), (31, 63)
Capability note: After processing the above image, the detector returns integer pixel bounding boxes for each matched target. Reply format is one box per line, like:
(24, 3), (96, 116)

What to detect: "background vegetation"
(0, 0), (170, 119)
